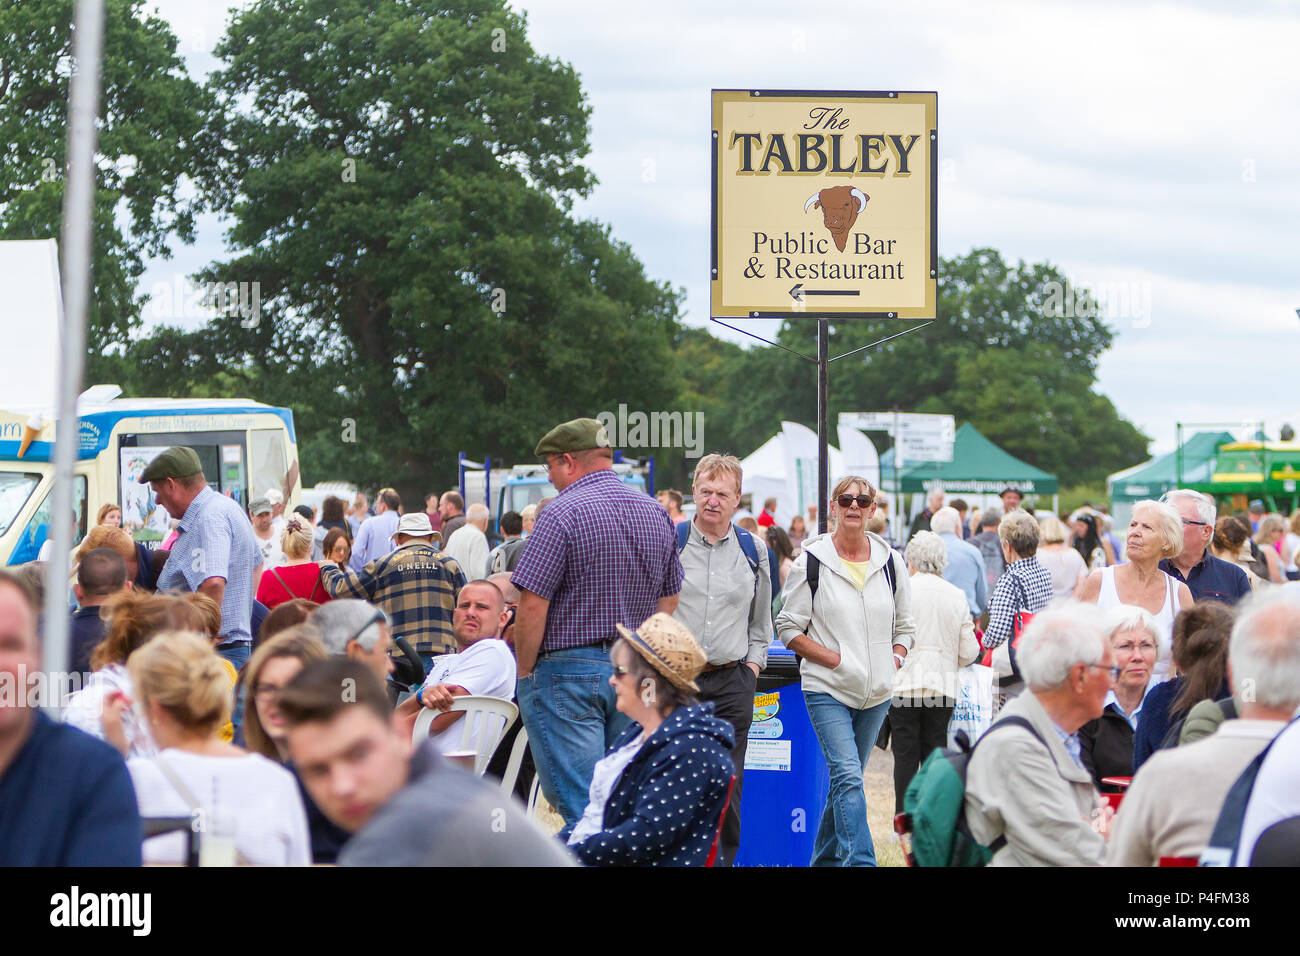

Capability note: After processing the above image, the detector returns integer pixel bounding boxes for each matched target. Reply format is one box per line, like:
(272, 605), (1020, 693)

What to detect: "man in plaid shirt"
(512, 418), (684, 828)
(321, 512), (466, 665)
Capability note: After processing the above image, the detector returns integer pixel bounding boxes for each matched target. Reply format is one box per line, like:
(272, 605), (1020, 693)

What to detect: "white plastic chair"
(499, 726), (529, 794)
(412, 695), (518, 775)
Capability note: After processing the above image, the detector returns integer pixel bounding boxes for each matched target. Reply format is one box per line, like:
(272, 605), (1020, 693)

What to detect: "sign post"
(711, 90), (938, 531)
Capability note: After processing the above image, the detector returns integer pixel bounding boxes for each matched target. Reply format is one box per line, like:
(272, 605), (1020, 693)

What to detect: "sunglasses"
(837, 494), (873, 508)
(613, 664), (632, 678)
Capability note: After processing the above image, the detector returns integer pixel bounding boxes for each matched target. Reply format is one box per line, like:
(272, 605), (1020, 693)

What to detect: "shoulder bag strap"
(151, 755), (203, 812)
(268, 567), (296, 601)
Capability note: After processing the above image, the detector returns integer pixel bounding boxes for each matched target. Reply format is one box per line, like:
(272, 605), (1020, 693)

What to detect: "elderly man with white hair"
(1158, 489), (1252, 606)
(930, 506), (988, 619)
(445, 503), (491, 582)
(964, 602), (1114, 866)
(1108, 588), (1300, 866)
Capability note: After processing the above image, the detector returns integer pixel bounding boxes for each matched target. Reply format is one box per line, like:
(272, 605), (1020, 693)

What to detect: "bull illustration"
(804, 186), (869, 252)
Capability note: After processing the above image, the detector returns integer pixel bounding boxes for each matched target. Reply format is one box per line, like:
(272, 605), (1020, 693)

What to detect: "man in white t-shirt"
(250, 497), (284, 570)
(395, 579), (515, 754)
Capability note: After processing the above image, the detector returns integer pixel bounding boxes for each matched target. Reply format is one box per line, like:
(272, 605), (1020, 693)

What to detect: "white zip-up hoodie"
(775, 531), (916, 709)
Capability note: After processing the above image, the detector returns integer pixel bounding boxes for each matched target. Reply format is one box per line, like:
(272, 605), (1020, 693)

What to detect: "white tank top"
(1097, 566), (1179, 683)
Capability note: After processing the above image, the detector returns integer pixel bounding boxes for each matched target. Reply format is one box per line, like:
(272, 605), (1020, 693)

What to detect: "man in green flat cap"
(509, 418), (685, 828)
(142, 446), (261, 672)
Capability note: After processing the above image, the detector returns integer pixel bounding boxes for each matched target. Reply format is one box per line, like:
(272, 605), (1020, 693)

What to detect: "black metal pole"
(817, 317), (829, 534)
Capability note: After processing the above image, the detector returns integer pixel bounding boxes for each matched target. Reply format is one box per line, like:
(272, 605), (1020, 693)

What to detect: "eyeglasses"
(1180, 518), (1209, 527)
(346, 610), (388, 650)
(837, 494), (873, 509)
(1086, 663), (1122, 682)
(252, 683), (286, 700)
(1113, 641), (1157, 655)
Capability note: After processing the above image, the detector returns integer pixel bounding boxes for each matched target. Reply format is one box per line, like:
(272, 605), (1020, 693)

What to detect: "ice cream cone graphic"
(17, 413), (43, 458)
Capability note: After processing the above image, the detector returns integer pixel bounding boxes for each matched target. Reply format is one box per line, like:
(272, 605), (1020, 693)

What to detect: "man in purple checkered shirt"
(512, 418), (683, 828)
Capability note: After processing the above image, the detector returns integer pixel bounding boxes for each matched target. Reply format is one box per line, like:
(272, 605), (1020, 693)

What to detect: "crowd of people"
(2, 423), (1298, 868)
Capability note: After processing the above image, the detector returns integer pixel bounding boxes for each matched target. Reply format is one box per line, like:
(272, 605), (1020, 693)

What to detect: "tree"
(0, 0), (213, 358)
(178, 0), (682, 496)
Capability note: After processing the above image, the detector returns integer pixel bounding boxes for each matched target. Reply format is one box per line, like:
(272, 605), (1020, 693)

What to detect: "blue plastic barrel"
(735, 641), (829, 867)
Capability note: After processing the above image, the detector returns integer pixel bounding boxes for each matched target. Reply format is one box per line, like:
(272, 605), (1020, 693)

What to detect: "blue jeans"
(803, 691), (892, 867)
(517, 646), (630, 829)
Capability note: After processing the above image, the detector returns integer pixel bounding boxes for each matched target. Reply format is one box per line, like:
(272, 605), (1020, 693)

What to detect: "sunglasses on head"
(837, 494), (873, 508)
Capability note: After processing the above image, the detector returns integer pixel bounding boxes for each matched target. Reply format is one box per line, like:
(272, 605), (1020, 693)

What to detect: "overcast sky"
(142, 0), (1300, 460)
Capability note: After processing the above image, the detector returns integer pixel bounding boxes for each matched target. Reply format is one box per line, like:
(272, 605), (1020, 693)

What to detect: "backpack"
(902, 716), (1048, 867)
(491, 536), (527, 574)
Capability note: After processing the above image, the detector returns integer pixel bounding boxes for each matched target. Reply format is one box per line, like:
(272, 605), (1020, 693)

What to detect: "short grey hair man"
(310, 598), (394, 685)
(905, 531), (948, 576)
(1161, 489), (1216, 526)
(466, 502), (490, 531)
(1230, 588), (1300, 714)
(978, 508), (1002, 531)
(929, 507), (962, 537)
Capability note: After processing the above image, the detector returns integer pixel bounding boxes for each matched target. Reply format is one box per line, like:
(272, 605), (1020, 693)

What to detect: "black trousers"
(890, 695), (955, 815)
(696, 662), (758, 867)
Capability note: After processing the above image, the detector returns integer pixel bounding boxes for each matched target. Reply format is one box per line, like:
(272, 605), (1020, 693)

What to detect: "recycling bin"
(735, 640), (830, 867)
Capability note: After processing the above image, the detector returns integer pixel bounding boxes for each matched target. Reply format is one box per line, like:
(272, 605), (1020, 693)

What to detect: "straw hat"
(614, 613), (707, 694)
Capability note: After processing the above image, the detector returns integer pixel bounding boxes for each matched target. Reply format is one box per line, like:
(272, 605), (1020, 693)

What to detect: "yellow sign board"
(711, 90), (937, 319)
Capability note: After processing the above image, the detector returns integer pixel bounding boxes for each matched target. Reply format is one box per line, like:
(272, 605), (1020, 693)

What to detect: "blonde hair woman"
(775, 475), (915, 866)
(1078, 500), (1194, 682)
(255, 514), (330, 608)
(1254, 515), (1287, 584)
(109, 631), (310, 865)
(1037, 514), (1089, 603)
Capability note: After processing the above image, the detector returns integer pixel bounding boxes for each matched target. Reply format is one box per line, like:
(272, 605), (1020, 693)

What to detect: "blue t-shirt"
(0, 711), (142, 865)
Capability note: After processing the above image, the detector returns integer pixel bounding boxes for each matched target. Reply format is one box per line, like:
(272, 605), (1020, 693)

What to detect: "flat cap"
(535, 418), (611, 458)
(138, 446), (203, 484)
(249, 497), (273, 516)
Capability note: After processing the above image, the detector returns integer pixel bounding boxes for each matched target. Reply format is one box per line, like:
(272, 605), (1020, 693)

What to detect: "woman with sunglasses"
(774, 475), (915, 867)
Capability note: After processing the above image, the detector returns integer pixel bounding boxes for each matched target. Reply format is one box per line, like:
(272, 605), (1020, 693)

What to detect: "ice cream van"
(0, 385), (300, 565)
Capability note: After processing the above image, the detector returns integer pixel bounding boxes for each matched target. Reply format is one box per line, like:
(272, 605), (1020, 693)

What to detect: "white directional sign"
(839, 412), (955, 463)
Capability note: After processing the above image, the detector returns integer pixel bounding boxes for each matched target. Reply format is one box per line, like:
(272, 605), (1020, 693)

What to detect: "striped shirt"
(155, 486), (260, 644)
(981, 555), (1054, 649)
(320, 542), (466, 655)
(511, 469), (683, 653)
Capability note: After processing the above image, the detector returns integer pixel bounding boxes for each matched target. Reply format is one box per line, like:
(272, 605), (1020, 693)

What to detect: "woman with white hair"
(1079, 500), (1194, 682)
(892, 531), (980, 814)
(1077, 606), (1160, 789)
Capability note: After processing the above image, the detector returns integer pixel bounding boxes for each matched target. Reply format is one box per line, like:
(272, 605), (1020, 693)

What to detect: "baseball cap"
(535, 418), (611, 458)
(138, 446), (203, 484)
(265, 488), (285, 506)
(249, 497), (273, 516)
